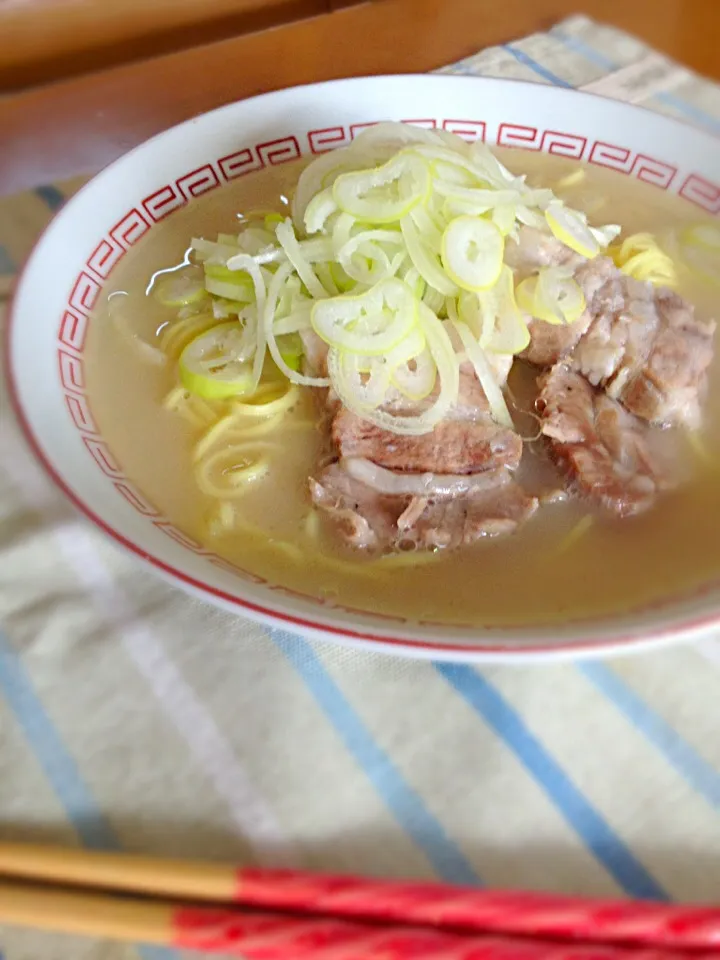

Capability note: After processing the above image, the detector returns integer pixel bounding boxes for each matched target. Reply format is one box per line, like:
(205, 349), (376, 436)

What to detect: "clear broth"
(84, 150), (720, 626)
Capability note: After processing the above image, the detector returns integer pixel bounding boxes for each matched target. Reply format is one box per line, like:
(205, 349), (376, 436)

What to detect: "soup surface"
(85, 148), (720, 626)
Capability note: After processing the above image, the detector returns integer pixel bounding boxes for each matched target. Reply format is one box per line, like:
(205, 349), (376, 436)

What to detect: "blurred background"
(1, 0), (718, 196)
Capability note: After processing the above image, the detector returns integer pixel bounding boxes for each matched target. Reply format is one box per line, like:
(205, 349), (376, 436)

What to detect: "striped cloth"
(1, 14), (720, 959)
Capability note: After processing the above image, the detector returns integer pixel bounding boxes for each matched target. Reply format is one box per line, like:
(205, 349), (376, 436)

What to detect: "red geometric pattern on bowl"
(83, 438), (124, 477)
(58, 310), (88, 352)
(497, 125), (588, 159)
(401, 118), (437, 129)
(54, 118), (719, 623)
(58, 349), (85, 394)
(110, 209), (151, 248)
(65, 394), (98, 434)
(442, 119), (486, 142)
(308, 126), (352, 154)
(69, 271), (101, 316)
(114, 481), (160, 517)
(87, 237), (125, 280)
(679, 173), (720, 214)
(588, 142), (677, 189)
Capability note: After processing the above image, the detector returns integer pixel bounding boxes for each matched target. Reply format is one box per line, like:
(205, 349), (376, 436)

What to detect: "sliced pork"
(519, 248), (715, 429)
(311, 462), (538, 552)
(310, 360), (537, 553)
(520, 257), (618, 366)
(573, 285), (715, 429)
(537, 364), (679, 517)
(332, 368), (522, 475)
(505, 225), (583, 277)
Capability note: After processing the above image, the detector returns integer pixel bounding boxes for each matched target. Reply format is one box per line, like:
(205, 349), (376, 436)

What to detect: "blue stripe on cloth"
(578, 663), (720, 809)
(434, 664), (669, 900)
(0, 632), (178, 960)
(501, 46), (573, 88)
(34, 185), (66, 211)
(0, 246), (14, 275)
(270, 630), (481, 885)
(550, 29), (720, 136)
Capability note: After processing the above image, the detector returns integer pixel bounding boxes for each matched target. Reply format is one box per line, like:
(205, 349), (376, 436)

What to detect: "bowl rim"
(6, 73), (720, 662)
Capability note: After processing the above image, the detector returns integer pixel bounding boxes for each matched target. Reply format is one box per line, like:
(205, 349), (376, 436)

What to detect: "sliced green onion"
(153, 269), (206, 307)
(274, 219), (327, 300)
(400, 216), (458, 296)
(310, 277), (417, 355)
(179, 322), (255, 399)
(441, 216), (504, 292)
(333, 152), (431, 224)
(453, 320), (513, 428)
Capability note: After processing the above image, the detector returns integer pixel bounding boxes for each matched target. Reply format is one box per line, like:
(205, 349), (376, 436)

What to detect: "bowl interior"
(8, 74), (720, 660)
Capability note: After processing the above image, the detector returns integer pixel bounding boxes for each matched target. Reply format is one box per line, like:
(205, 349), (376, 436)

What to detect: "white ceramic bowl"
(7, 75), (720, 661)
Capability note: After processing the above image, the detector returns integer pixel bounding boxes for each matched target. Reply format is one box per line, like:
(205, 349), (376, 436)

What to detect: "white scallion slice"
(545, 202), (599, 258)
(401, 216), (458, 296)
(221, 254), (268, 391)
(153, 269), (206, 307)
(390, 345), (437, 401)
(477, 266), (530, 354)
(453, 320), (513, 428)
(536, 267), (586, 324)
(326, 302), (458, 436)
(441, 216), (504, 292)
(264, 263), (330, 388)
(310, 277), (417, 355)
(272, 219), (327, 300)
(304, 188), (339, 234)
(516, 267), (585, 326)
(333, 152), (431, 224)
(179, 322), (255, 399)
(335, 352), (392, 410)
(203, 263), (255, 302)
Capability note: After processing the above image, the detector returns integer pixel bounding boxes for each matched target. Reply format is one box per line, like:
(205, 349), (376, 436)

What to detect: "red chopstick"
(1, 843), (718, 954)
(175, 905), (720, 959)
(234, 869), (720, 952)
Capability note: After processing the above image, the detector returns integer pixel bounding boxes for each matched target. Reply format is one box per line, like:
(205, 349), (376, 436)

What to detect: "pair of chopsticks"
(0, 843), (719, 958)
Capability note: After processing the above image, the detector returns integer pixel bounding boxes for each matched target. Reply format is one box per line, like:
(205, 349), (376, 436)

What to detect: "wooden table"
(1, 0), (718, 196)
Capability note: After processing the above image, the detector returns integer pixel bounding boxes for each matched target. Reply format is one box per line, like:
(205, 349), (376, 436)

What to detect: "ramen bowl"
(7, 75), (720, 661)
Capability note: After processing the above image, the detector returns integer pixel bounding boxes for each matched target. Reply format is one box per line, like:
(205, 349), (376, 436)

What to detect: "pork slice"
(573, 282), (716, 429)
(410, 481), (539, 548)
(310, 462), (537, 552)
(332, 410), (522, 475)
(309, 466), (397, 551)
(616, 289), (714, 428)
(537, 364), (679, 517)
(520, 257), (618, 366)
(332, 368), (522, 475)
(505, 225), (584, 278)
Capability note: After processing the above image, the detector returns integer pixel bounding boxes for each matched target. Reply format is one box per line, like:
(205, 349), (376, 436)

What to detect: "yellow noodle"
(687, 430), (719, 468)
(371, 549), (443, 568)
(162, 386), (213, 428)
(304, 510), (321, 539)
(193, 414), (238, 461)
(195, 442), (275, 498)
(557, 515), (594, 554)
(555, 169), (586, 190)
(272, 541), (305, 561)
(160, 312), (220, 359)
(231, 382), (299, 419)
(226, 411), (287, 439)
(609, 233), (677, 287)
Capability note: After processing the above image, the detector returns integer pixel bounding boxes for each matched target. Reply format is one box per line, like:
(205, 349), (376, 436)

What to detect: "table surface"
(1, 0), (719, 194)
